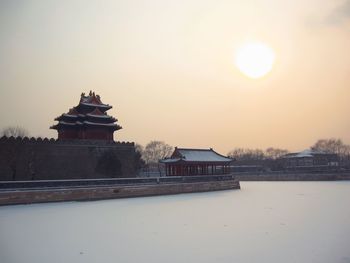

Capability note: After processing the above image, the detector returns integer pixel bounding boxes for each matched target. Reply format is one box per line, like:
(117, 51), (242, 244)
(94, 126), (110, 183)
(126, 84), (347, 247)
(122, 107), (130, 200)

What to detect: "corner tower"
(50, 91), (122, 141)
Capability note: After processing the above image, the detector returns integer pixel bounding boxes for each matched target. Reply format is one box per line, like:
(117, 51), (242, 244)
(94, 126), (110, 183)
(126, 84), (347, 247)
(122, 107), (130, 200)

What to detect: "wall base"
(0, 180), (240, 206)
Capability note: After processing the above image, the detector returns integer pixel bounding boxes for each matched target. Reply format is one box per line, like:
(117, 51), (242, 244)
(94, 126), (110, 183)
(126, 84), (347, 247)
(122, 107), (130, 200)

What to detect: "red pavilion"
(50, 91), (121, 141)
(160, 148), (232, 176)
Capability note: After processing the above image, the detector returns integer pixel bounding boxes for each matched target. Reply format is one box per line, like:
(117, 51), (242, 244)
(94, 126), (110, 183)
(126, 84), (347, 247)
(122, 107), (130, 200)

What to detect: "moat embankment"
(0, 175), (240, 206)
(235, 171), (350, 181)
(2, 171), (349, 206)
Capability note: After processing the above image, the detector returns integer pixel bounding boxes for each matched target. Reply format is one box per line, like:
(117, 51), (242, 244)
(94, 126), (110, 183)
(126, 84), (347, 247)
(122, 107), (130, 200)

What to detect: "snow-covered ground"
(0, 181), (349, 263)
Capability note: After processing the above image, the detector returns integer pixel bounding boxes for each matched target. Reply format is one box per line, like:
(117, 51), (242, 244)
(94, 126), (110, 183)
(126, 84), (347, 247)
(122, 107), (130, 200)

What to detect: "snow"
(61, 114), (85, 118)
(293, 149), (317, 158)
(177, 149), (232, 162)
(80, 102), (111, 108)
(86, 113), (111, 118)
(0, 181), (350, 263)
(58, 121), (77, 126)
(83, 121), (117, 127)
(57, 121), (117, 127)
(62, 114), (78, 118)
(285, 149), (329, 158)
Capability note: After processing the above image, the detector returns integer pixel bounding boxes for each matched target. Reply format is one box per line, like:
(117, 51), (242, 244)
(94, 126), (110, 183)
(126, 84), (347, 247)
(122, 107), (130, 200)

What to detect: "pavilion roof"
(161, 148), (232, 163)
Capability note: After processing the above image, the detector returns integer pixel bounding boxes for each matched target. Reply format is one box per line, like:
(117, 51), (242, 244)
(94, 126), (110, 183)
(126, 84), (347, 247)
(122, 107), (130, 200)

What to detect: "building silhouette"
(51, 91), (121, 141)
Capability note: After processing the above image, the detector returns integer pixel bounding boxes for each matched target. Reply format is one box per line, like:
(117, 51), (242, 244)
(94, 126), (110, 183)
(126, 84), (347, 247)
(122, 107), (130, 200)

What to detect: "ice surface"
(0, 181), (350, 263)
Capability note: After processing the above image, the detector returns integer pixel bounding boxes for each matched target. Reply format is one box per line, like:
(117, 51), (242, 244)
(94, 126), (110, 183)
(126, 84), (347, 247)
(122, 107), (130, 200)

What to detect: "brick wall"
(0, 136), (140, 180)
(0, 180), (241, 206)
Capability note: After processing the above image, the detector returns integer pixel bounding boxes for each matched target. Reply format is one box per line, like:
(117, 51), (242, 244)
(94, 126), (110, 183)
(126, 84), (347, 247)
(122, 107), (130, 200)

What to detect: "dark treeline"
(137, 138), (350, 174)
(0, 126), (29, 138)
(311, 138), (350, 164)
(227, 147), (289, 171)
(3, 126), (350, 172)
(227, 138), (350, 170)
(227, 147), (288, 163)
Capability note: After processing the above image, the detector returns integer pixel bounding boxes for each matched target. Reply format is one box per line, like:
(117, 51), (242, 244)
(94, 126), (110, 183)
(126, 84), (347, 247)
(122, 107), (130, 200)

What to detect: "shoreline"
(234, 171), (350, 181)
(1, 171), (349, 206)
(0, 175), (240, 206)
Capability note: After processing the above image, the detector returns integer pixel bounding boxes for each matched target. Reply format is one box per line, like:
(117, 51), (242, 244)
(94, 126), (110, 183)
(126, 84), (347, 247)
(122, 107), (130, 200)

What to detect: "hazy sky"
(1, 0), (350, 154)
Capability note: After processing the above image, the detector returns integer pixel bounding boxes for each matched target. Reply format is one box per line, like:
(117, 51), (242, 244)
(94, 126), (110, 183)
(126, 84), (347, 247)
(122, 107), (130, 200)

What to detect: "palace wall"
(0, 136), (140, 181)
(0, 175), (240, 206)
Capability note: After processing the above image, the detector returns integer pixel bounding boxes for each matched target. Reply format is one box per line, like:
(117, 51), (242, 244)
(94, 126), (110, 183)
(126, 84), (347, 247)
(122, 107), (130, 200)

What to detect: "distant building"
(50, 91), (121, 141)
(280, 149), (339, 170)
(160, 147), (232, 176)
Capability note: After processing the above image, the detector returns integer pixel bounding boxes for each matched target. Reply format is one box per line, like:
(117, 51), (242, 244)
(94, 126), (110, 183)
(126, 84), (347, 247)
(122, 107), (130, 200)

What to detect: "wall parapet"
(0, 136), (134, 147)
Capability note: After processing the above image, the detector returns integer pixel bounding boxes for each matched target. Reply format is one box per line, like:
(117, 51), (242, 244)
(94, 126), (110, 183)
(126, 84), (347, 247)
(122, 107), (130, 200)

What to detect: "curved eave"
(50, 122), (78, 130)
(160, 159), (232, 165)
(51, 119), (122, 131)
(79, 102), (112, 110)
(86, 114), (117, 121)
(82, 122), (122, 131)
(54, 114), (79, 121)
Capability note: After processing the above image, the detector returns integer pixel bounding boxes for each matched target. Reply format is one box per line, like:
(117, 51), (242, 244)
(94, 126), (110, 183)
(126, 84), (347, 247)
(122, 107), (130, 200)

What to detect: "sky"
(0, 0), (350, 154)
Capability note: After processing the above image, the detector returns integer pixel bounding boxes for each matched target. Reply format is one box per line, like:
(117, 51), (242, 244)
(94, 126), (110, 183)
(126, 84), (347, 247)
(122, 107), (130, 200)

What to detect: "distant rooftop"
(282, 149), (334, 158)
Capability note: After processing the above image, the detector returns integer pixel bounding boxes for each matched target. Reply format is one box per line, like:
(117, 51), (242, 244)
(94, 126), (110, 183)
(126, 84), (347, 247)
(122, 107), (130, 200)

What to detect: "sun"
(235, 42), (275, 79)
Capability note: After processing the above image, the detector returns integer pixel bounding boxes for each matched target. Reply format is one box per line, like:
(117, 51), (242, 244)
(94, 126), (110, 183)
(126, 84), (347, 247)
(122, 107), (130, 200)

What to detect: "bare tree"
(0, 127), (29, 180)
(1, 126), (29, 138)
(228, 147), (290, 171)
(311, 138), (350, 165)
(142, 141), (173, 176)
(1, 138), (23, 180)
(311, 138), (345, 155)
(135, 143), (144, 157)
(143, 141), (173, 164)
(134, 143), (146, 173)
(265, 147), (289, 160)
(227, 148), (246, 161)
(227, 148), (265, 163)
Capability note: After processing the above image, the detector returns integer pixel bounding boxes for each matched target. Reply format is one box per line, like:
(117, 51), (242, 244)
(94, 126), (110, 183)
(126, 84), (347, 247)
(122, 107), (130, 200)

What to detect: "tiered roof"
(78, 91), (112, 110)
(50, 91), (121, 132)
(86, 107), (116, 120)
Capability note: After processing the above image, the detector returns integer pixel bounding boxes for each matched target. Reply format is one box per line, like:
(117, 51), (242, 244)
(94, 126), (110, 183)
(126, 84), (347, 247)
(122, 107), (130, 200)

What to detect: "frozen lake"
(0, 181), (350, 263)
